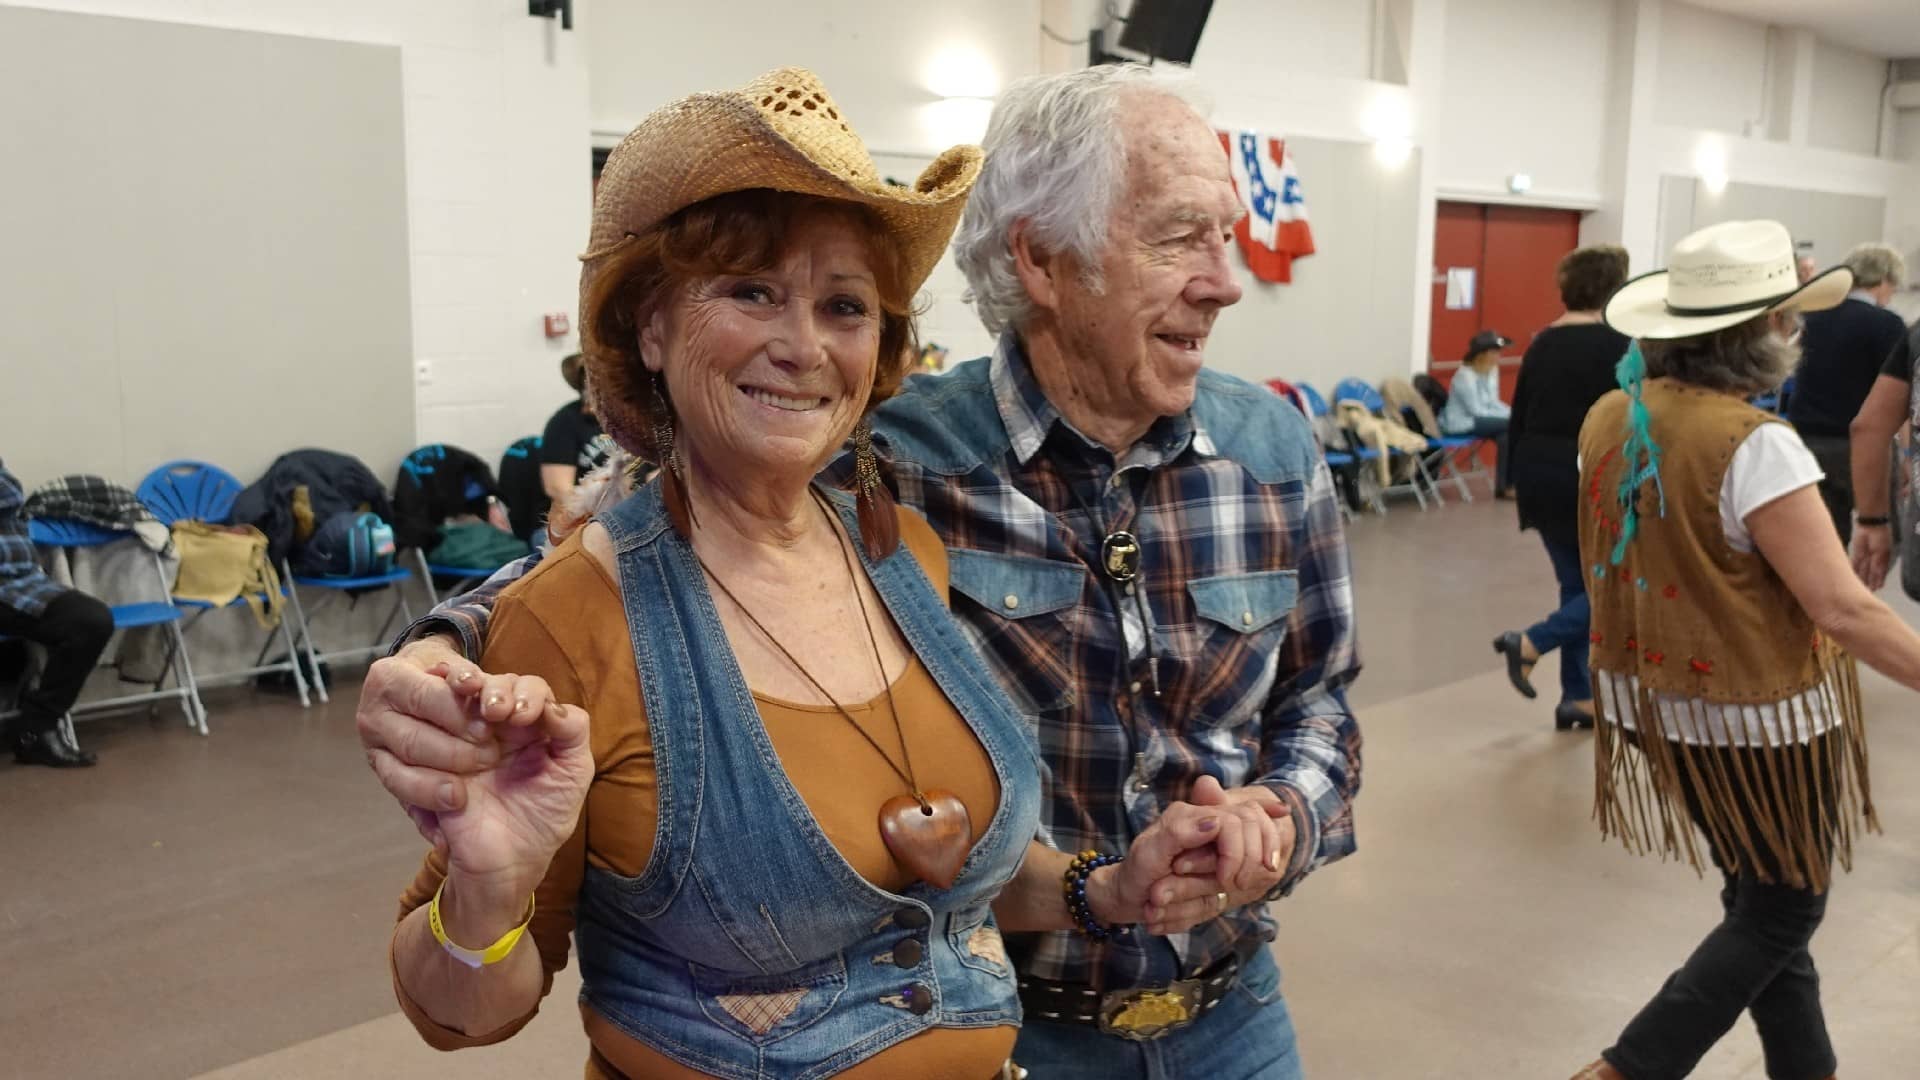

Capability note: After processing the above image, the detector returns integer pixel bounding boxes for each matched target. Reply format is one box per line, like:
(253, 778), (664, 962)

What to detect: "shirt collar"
(988, 331), (1217, 468)
(1847, 289), (1881, 307)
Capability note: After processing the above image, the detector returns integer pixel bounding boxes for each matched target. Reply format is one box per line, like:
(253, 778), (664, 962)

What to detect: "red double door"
(1429, 201), (1582, 400)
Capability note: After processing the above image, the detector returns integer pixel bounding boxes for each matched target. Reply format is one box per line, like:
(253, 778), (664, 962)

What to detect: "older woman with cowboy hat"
(368, 69), (1279, 1080)
(1571, 220), (1920, 1080)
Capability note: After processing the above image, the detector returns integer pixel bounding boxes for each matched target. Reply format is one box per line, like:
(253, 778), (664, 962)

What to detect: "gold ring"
(1215, 891), (1228, 911)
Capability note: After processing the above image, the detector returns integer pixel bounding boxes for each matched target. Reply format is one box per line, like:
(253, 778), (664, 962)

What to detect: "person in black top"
(539, 353), (615, 502)
(1491, 245), (1630, 731)
(1785, 243), (1907, 545)
(1846, 315), (1920, 590)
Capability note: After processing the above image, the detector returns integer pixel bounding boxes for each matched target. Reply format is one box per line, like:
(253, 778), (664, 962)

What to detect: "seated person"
(1440, 329), (1515, 496)
(0, 456), (112, 767)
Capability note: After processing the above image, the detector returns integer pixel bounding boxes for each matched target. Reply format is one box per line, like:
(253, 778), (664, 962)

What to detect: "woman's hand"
(357, 651), (594, 907)
(1091, 778), (1293, 936)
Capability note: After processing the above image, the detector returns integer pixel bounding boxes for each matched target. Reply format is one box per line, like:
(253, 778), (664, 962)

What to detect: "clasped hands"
(357, 640), (1293, 938)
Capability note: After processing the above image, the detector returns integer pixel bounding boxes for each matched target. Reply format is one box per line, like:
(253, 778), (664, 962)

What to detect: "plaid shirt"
(0, 462), (67, 617)
(411, 335), (1362, 988)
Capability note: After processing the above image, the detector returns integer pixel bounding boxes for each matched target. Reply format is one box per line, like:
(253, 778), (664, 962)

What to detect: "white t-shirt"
(1604, 422), (1834, 746)
(1718, 423), (1825, 552)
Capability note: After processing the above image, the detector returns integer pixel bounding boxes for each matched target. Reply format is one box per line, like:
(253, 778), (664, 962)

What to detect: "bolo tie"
(1071, 477), (1161, 698)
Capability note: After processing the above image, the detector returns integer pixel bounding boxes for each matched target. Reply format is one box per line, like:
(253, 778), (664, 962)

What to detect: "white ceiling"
(1682, 0), (1920, 58)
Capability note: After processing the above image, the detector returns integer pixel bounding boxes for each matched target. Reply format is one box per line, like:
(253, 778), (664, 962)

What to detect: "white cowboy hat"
(1603, 220), (1853, 340)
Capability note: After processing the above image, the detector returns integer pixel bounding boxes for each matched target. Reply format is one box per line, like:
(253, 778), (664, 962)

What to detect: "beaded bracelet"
(1062, 849), (1125, 941)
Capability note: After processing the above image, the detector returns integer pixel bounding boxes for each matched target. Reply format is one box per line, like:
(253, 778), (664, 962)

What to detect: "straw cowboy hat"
(1604, 220), (1852, 340)
(582, 67), (982, 297)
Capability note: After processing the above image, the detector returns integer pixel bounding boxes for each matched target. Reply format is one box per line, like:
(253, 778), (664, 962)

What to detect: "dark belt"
(1016, 940), (1260, 1041)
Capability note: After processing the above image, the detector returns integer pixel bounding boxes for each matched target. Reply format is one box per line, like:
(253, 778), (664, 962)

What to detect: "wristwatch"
(1856, 515), (1891, 527)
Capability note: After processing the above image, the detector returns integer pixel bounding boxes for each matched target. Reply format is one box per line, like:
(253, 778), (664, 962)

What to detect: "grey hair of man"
(951, 63), (1213, 336)
(1843, 242), (1907, 291)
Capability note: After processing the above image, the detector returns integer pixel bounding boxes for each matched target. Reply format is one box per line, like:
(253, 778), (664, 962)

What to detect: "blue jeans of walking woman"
(1528, 535), (1591, 703)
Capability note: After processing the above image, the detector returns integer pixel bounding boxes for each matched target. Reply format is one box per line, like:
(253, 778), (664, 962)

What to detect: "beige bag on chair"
(170, 521), (284, 627)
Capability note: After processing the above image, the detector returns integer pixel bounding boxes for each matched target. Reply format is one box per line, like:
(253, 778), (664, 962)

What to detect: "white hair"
(1844, 242), (1906, 290)
(952, 64), (1212, 335)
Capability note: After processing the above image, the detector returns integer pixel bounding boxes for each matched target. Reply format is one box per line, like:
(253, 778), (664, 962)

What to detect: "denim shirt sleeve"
(1251, 460), (1363, 896)
(389, 549), (545, 660)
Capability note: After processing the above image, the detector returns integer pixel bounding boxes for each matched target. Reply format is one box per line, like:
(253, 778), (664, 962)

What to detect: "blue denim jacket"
(574, 483), (1042, 1079)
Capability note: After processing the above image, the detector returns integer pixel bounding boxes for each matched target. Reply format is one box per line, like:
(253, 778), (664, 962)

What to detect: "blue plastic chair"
(1328, 378), (1434, 512)
(1292, 383), (1359, 520)
(137, 460), (242, 527)
(23, 517), (207, 736)
(283, 540), (416, 706)
(136, 462), (311, 708)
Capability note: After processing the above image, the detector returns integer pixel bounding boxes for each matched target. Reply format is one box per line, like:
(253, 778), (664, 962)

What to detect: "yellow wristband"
(428, 879), (535, 969)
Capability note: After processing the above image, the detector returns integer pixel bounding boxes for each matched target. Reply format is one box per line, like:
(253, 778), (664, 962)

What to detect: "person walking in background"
(1440, 330), (1515, 497)
(1492, 245), (1630, 731)
(1571, 220), (1920, 1080)
(1785, 242), (1908, 545)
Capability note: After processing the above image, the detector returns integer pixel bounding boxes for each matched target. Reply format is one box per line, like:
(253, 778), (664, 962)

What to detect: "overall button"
(892, 939), (924, 967)
(895, 906), (931, 930)
(906, 984), (933, 1015)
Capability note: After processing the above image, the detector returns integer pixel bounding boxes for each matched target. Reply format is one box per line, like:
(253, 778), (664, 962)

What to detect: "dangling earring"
(652, 373), (696, 537)
(851, 420), (898, 560)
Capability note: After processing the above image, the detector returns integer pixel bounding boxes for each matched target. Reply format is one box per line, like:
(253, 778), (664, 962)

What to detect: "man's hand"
(1136, 777), (1296, 932)
(1851, 524), (1893, 591)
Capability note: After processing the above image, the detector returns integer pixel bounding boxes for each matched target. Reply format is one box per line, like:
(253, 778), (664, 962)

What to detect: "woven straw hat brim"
(584, 88), (981, 300)
(1604, 265), (1854, 340)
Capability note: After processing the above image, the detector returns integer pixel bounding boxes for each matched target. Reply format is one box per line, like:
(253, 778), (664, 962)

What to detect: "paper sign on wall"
(1444, 267), (1476, 310)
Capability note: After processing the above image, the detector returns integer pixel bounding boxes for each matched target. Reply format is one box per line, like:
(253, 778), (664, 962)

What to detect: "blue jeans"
(1525, 535), (1591, 703)
(1013, 947), (1304, 1080)
(1469, 416), (1511, 491)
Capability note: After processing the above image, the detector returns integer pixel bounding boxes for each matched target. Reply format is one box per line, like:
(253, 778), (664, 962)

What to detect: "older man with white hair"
(358, 63), (1359, 1078)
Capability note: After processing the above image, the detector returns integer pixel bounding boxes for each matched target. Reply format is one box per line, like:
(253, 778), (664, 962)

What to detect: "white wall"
(1189, 0), (1375, 85)
(587, 0), (1041, 156)
(1809, 40), (1889, 157)
(1654, 1), (1769, 137)
(1433, 0), (1615, 204)
(1186, 0), (1411, 145)
(4, 0), (593, 479)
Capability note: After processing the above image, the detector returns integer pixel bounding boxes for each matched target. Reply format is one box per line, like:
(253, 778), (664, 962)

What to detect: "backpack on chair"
(297, 511), (396, 578)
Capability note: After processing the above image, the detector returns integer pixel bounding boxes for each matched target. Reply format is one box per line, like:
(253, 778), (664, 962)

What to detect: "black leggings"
(0, 589), (114, 741)
(1603, 740), (1838, 1080)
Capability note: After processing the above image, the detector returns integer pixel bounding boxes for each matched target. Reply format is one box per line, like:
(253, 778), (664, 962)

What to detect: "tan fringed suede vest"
(1577, 378), (1875, 890)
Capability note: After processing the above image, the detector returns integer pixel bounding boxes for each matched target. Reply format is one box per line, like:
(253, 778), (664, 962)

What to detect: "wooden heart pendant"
(878, 790), (973, 889)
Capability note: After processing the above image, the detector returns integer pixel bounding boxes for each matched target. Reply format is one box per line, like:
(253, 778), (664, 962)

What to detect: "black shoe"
(1554, 702), (1596, 731)
(1492, 632), (1539, 700)
(13, 730), (97, 768)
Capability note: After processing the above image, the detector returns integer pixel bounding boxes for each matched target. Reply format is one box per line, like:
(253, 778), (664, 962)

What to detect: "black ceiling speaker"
(1116, 0), (1214, 65)
(528, 0), (572, 31)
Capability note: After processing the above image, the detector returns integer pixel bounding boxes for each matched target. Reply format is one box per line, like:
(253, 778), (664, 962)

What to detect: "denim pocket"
(946, 548), (1087, 714)
(947, 904), (1012, 979)
(1168, 570), (1300, 727)
(690, 952), (849, 1045)
(1230, 948), (1283, 1007)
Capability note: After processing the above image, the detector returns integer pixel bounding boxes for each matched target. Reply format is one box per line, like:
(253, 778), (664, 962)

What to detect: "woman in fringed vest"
(1570, 221), (1920, 1080)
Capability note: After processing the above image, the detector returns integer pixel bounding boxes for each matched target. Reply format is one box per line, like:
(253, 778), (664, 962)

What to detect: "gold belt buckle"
(1098, 980), (1202, 1041)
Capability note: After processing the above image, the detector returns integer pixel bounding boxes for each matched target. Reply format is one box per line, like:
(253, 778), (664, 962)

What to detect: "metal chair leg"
(414, 549), (441, 606)
(276, 604), (311, 708)
(282, 560), (329, 704)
